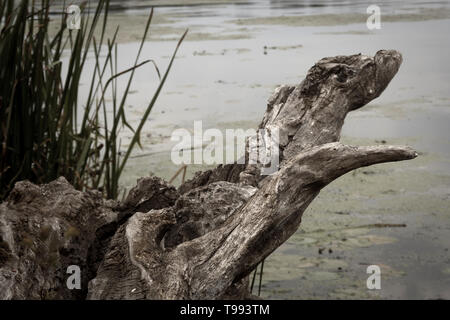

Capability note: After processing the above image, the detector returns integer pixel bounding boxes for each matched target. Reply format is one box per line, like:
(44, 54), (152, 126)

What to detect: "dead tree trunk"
(0, 50), (416, 300)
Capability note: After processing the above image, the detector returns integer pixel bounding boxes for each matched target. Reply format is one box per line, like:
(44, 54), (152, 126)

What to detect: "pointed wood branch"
(184, 143), (417, 298)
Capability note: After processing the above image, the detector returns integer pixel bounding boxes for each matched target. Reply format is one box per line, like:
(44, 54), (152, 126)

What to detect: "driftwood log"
(0, 50), (417, 300)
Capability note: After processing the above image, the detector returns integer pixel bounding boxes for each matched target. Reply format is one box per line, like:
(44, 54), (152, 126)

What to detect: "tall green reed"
(250, 259), (265, 296)
(0, 0), (186, 200)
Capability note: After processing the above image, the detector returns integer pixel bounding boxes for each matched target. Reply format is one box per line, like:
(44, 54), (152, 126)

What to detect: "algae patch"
(228, 8), (450, 27)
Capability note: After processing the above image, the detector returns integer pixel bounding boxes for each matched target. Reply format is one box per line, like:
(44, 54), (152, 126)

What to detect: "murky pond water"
(66, 0), (450, 299)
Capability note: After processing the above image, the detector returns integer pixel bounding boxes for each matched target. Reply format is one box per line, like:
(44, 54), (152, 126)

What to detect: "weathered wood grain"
(0, 50), (416, 300)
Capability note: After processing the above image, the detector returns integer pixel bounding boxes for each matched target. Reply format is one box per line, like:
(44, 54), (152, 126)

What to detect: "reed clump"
(0, 0), (185, 200)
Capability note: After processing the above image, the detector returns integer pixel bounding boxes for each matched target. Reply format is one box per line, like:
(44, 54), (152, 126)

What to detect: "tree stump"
(0, 50), (417, 300)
